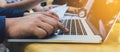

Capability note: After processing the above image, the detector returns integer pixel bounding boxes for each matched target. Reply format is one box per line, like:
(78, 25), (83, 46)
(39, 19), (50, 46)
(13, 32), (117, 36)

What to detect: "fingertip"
(51, 12), (59, 17)
(64, 27), (69, 33)
(58, 22), (69, 33)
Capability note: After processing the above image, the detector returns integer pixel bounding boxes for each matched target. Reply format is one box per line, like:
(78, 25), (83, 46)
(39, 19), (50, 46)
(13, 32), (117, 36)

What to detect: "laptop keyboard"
(56, 15), (87, 35)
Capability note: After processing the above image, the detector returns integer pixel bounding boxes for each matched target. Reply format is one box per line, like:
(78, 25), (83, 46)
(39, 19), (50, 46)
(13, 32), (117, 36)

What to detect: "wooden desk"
(24, 23), (120, 52)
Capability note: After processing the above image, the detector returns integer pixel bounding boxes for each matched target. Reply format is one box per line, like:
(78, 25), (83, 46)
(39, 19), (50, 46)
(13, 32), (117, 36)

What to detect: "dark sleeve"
(0, 7), (28, 18)
(0, 16), (6, 43)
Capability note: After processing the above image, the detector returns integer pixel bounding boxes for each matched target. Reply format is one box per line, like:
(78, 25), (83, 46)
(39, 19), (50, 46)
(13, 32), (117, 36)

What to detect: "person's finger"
(47, 11), (59, 18)
(72, 9), (76, 14)
(48, 5), (60, 9)
(36, 21), (54, 35)
(40, 16), (69, 33)
(57, 22), (69, 33)
(45, 5), (60, 11)
(42, 12), (60, 21)
(33, 27), (47, 38)
(75, 9), (79, 14)
(77, 8), (82, 14)
(39, 15), (58, 31)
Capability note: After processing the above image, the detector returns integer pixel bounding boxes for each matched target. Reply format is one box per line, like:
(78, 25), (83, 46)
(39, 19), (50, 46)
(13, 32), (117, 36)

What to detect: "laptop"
(8, 0), (120, 43)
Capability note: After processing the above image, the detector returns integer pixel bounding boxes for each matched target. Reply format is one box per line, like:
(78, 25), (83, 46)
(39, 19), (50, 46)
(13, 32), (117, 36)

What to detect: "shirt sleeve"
(0, 7), (28, 18)
(0, 16), (6, 43)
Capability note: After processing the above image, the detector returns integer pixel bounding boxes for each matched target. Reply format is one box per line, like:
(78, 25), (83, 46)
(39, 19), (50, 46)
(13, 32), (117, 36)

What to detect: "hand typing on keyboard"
(6, 12), (69, 39)
(56, 15), (87, 35)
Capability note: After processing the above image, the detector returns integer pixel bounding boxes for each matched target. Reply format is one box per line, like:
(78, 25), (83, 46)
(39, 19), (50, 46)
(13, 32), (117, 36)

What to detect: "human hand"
(44, 5), (59, 11)
(33, 5), (59, 12)
(67, 6), (81, 14)
(24, 11), (60, 21)
(6, 12), (68, 38)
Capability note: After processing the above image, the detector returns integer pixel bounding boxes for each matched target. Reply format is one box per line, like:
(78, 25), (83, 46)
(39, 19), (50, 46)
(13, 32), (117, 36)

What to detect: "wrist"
(6, 18), (21, 36)
(6, 18), (14, 35)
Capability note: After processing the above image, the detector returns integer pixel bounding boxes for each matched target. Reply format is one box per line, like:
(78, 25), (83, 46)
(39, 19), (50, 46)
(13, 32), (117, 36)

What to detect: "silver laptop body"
(8, 0), (120, 43)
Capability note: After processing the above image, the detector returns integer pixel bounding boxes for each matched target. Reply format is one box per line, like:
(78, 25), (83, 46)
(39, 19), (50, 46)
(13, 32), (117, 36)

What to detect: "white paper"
(50, 4), (68, 19)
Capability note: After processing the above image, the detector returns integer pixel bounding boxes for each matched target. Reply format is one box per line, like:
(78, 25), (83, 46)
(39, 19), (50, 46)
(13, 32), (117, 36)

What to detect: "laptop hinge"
(85, 18), (101, 36)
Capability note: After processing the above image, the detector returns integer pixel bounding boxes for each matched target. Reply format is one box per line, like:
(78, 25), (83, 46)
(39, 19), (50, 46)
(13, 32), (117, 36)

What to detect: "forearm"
(3, 0), (43, 10)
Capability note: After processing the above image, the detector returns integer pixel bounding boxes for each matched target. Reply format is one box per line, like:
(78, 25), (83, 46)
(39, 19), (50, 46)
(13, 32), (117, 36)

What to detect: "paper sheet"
(50, 4), (68, 19)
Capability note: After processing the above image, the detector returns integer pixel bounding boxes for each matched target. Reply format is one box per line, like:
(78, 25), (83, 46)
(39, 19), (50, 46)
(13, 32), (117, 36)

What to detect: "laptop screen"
(87, 0), (120, 39)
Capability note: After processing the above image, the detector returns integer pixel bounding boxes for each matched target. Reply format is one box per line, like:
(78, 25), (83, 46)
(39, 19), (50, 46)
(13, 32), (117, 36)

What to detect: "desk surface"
(24, 23), (120, 52)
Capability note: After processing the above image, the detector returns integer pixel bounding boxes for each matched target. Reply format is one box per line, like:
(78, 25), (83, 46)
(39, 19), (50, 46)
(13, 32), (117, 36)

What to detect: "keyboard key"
(76, 19), (83, 35)
(71, 19), (76, 35)
(57, 16), (87, 35)
(64, 19), (71, 35)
